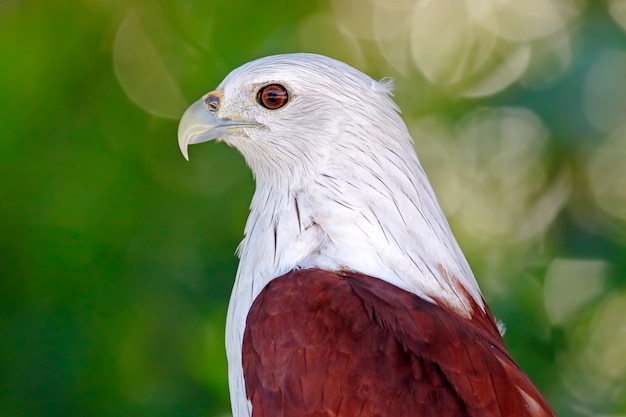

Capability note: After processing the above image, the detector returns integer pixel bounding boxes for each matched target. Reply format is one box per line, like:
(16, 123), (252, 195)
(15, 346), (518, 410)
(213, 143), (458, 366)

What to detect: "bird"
(177, 53), (556, 417)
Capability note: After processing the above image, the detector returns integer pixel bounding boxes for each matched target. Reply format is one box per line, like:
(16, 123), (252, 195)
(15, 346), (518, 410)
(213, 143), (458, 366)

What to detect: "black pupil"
(267, 91), (279, 102)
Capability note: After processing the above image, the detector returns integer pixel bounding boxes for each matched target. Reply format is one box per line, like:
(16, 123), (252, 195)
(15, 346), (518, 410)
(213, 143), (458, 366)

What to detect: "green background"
(1, 1), (625, 416)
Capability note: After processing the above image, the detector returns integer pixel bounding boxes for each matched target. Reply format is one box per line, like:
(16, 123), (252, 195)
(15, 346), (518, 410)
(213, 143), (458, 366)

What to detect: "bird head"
(178, 53), (403, 186)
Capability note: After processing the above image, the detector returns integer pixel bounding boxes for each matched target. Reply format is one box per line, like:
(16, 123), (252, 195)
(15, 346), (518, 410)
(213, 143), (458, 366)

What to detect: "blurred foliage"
(1, 0), (626, 416)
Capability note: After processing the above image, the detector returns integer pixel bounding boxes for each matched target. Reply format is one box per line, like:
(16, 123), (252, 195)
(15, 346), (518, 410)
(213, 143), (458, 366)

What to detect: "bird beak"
(178, 90), (259, 160)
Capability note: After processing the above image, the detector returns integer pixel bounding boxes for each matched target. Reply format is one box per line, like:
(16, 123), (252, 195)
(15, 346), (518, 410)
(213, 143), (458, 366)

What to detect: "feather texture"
(243, 269), (554, 417)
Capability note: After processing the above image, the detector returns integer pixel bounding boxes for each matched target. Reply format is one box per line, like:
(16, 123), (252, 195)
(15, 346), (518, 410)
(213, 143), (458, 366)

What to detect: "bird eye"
(257, 84), (289, 110)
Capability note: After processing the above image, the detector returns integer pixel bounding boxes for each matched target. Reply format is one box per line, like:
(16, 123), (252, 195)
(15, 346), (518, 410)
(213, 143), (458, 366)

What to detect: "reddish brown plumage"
(242, 268), (555, 417)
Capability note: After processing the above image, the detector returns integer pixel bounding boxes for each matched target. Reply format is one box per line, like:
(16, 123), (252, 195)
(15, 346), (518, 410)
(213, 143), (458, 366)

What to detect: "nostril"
(203, 94), (220, 112)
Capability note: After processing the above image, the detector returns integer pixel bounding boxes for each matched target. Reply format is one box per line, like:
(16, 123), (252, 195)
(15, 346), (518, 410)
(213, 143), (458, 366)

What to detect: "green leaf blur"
(1, 1), (625, 416)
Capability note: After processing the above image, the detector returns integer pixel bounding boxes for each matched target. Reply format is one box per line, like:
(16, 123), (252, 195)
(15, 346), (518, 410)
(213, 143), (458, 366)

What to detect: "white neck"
(224, 113), (483, 417)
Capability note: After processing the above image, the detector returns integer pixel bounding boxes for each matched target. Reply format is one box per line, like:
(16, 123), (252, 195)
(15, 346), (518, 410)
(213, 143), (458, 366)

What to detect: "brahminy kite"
(178, 53), (556, 417)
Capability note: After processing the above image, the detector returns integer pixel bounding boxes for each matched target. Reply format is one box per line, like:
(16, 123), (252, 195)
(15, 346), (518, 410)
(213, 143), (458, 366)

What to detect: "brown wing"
(242, 268), (555, 417)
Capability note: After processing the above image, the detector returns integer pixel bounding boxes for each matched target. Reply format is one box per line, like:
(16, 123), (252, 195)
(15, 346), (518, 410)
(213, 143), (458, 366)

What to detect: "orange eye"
(257, 84), (289, 110)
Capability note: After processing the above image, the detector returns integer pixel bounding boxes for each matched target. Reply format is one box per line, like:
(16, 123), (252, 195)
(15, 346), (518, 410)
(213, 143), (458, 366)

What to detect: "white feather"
(207, 53), (484, 417)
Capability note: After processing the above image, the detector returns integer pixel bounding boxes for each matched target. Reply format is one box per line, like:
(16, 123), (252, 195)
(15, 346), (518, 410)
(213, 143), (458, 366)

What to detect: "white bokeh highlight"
(331, 0), (583, 96)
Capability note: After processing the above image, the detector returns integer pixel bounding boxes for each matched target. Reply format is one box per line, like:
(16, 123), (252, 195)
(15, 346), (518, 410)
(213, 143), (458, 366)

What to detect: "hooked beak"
(177, 90), (259, 160)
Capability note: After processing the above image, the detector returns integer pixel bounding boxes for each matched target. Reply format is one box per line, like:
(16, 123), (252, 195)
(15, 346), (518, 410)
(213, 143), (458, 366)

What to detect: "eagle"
(177, 53), (556, 417)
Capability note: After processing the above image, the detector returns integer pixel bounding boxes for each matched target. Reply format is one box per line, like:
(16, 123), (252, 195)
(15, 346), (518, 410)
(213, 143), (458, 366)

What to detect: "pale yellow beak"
(177, 90), (259, 160)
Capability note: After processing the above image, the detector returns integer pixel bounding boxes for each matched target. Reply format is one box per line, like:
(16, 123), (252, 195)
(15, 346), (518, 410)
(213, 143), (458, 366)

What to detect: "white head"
(181, 54), (398, 184)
